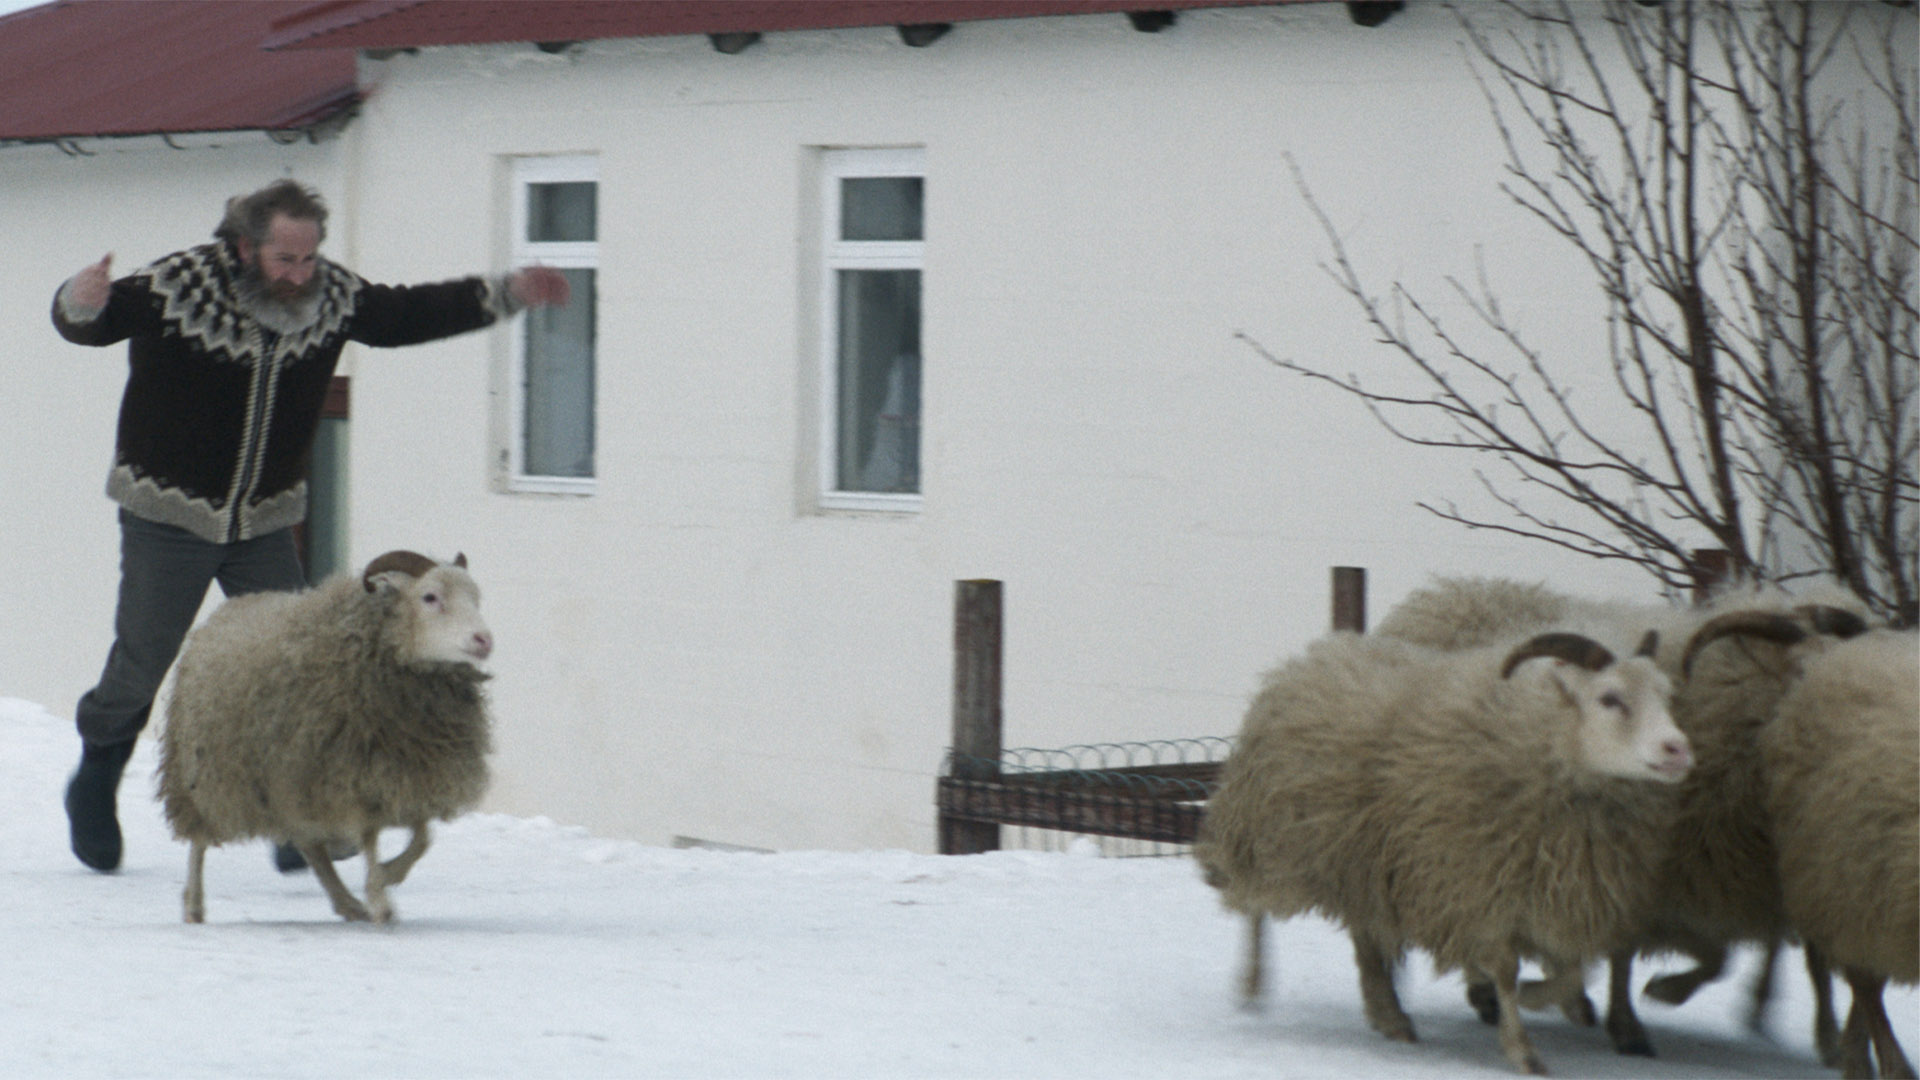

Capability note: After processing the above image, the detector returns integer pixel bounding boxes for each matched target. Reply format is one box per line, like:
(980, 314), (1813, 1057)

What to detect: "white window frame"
(818, 147), (926, 513)
(508, 154), (598, 495)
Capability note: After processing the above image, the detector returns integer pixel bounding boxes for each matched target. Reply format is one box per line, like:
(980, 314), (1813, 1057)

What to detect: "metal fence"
(937, 737), (1231, 856)
(937, 571), (1368, 856)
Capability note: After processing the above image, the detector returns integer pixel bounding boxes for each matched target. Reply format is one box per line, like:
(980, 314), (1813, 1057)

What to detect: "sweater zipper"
(225, 327), (282, 543)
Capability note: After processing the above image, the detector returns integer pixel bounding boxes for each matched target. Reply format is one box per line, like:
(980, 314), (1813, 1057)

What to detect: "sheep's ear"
(453, 552), (469, 569)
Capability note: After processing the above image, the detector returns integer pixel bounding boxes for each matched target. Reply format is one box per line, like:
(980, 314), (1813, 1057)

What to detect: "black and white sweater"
(54, 240), (516, 544)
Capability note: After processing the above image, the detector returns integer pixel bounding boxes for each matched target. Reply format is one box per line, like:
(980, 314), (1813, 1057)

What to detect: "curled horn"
(1681, 611), (1807, 676)
(361, 550), (441, 593)
(1501, 633), (1616, 678)
(1796, 604), (1868, 640)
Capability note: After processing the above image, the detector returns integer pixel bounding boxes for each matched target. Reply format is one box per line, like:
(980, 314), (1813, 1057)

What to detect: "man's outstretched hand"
(508, 265), (571, 309)
(67, 254), (113, 311)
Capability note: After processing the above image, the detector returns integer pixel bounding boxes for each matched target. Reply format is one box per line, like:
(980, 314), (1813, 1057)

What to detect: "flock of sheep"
(1197, 576), (1919, 1078)
(141, 549), (1913, 1078)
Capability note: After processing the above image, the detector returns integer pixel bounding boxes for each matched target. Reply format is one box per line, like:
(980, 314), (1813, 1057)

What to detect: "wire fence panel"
(937, 738), (1233, 856)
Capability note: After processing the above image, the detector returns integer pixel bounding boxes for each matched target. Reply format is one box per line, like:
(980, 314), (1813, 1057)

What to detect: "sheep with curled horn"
(1374, 577), (1869, 1061)
(1196, 626), (1691, 1075)
(1687, 611), (1918, 1079)
(158, 549), (494, 924)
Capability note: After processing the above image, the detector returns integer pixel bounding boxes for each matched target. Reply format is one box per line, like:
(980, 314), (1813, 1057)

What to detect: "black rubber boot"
(65, 739), (135, 872)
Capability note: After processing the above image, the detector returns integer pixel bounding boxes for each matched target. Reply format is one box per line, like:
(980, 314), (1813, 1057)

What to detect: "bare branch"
(1253, 1), (1917, 618)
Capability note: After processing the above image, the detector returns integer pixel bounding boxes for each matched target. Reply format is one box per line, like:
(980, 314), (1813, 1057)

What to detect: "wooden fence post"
(1689, 548), (1732, 606)
(1332, 566), (1367, 633)
(941, 579), (1003, 854)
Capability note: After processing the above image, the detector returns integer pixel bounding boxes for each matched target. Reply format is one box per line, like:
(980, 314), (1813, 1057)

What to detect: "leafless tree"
(1246, 0), (1916, 620)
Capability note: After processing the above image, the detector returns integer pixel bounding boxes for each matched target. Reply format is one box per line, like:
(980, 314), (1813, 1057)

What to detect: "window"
(820, 148), (924, 511)
(509, 155), (598, 492)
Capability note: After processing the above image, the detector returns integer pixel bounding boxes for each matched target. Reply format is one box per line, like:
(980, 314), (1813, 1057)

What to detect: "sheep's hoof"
(1606, 1015), (1654, 1057)
(1559, 993), (1596, 1028)
(1368, 1014), (1417, 1044)
(1499, 1043), (1550, 1076)
(183, 908), (204, 925)
(333, 899), (373, 923)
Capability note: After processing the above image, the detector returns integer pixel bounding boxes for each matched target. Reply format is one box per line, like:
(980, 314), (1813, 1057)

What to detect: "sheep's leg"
(299, 842), (371, 922)
(183, 839), (208, 924)
(1486, 955), (1547, 1076)
(1744, 937), (1780, 1035)
(380, 822), (432, 888)
(1352, 932), (1415, 1043)
(360, 828), (396, 924)
(1840, 968), (1916, 1080)
(1518, 958), (1593, 1026)
(1237, 912), (1266, 1007)
(1604, 949), (1654, 1057)
(1809, 942), (1842, 1068)
(1644, 939), (1727, 1005)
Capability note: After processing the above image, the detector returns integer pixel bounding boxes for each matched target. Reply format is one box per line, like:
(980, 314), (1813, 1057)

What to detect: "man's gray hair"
(215, 179), (329, 246)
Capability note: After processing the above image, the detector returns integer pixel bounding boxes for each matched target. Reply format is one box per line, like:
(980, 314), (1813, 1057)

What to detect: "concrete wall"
(335, 2), (1662, 853)
(9, 2), (1744, 852)
(1, 133), (344, 729)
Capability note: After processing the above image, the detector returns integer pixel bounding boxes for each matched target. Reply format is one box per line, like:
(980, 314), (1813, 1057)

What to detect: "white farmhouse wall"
(1, 137), (344, 719)
(335, 1), (1664, 854)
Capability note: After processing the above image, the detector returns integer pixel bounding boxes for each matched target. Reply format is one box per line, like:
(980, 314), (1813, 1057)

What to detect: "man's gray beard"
(235, 259), (323, 334)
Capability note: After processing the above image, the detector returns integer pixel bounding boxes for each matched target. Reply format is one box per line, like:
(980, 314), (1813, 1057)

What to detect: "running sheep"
(1693, 616), (1919, 1079)
(1376, 577), (1864, 1060)
(1196, 627), (1692, 1075)
(157, 550), (494, 924)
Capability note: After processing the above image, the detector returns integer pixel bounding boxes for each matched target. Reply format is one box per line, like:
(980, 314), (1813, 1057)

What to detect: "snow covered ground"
(2, 697), (1910, 1079)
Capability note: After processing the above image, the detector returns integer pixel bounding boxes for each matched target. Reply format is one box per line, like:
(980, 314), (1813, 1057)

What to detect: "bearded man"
(52, 179), (569, 873)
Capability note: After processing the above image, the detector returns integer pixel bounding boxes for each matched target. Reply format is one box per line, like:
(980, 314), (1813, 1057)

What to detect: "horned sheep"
(1196, 626), (1693, 1075)
(157, 550), (494, 924)
(1698, 619), (1919, 1079)
(1376, 577), (1866, 1060)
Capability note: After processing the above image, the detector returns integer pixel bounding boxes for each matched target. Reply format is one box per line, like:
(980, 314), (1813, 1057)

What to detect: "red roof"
(0, 0), (1302, 142)
(0, 0), (359, 141)
(265, 0), (1287, 51)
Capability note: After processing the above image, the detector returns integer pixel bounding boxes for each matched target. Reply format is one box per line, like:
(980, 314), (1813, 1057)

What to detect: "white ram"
(1692, 617), (1919, 1079)
(1197, 627), (1692, 1075)
(157, 550), (494, 924)
(1378, 577), (1864, 1060)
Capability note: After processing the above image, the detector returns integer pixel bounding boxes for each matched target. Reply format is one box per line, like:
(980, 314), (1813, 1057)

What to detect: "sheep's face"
(375, 564), (493, 669)
(1550, 658), (1693, 783)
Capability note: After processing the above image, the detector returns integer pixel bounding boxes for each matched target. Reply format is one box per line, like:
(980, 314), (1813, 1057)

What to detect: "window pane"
(523, 267), (596, 478)
(841, 177), (923, 241)
(835, 269), (920, 493)
(528, 181), (597, 243)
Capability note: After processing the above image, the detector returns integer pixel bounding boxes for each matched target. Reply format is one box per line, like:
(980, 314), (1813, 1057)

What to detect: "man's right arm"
(52, 253), (133, 346)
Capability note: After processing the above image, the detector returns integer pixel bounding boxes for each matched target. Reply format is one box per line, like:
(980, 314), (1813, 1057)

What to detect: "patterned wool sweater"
(54, 240), (516, 544)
